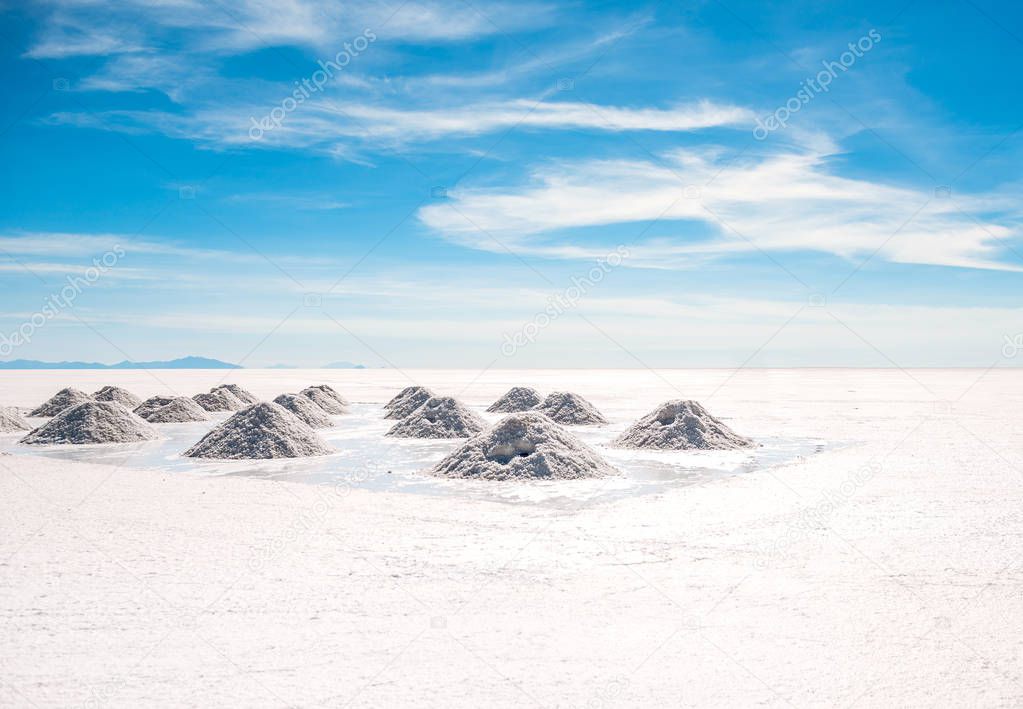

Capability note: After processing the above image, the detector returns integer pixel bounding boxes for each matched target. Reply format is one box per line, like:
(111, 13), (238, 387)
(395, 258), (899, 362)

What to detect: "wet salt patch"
(0, 403), (832, 508)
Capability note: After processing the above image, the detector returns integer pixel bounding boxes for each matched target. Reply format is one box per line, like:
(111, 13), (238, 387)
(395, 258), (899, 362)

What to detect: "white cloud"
(0, 232), (335, 267)
(45, 98), (754, 155)
(26, 0), (557, 59)
(417, 147), (1023, 272)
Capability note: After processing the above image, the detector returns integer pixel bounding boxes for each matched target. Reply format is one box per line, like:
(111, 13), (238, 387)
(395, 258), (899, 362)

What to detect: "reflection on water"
(1, 404), (834, 509)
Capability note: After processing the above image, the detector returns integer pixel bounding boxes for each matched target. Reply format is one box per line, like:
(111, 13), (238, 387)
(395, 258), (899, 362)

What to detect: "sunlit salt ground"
(0, 374), (832, 507)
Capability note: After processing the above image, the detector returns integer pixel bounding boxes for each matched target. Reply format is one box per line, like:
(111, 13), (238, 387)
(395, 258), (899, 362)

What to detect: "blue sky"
(1, 0), (1021, 368)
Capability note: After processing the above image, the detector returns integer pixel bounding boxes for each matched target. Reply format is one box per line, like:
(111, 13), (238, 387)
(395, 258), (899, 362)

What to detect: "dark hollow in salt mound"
(21, 401), (160, 445)
(146, 397), (211, 424)
(304, 384), (348, 407)
(29, 387), (93, 417)
(535, 391), (608, 425)
(273, 393), (335, 429)
(0, 407), (31, 432)
(384, 386), (434, 420)
(92, 385), (143, 409)
(300, 386), (347, 415)
(134, 396), (175, 419)
(613, 399), (754, 450)
(486, 386), (543, 413)
(183, 402), (334, 459)
(430, 412), (619, 481)
(386, 396), (486, 439)
(193, 388), (246, 412)
(214, 384), (260, 405)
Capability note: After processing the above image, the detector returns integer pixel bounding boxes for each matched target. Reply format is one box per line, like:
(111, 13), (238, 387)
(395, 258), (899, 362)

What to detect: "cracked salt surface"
(0, 403), (832, 508)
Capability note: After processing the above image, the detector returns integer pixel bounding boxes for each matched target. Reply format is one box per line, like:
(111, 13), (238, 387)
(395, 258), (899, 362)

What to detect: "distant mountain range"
(0, 356), (241, 370)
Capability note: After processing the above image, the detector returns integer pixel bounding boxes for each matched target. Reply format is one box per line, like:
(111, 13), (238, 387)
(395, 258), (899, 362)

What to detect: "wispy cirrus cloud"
(26, 0), (558, 59)
(418, 146), (1023, 272)
(46, 98), (753, 155)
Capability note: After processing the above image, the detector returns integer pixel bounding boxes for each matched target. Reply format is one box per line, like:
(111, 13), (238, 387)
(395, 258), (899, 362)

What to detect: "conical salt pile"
(487, 386), (542, 413)
(384, 386), (434, 419)
(92, 385), (143, 409)
(535, 391), (607, 425)
(386, 396), (486, 439)
(385, 386), (426, 410)
(145, 397), (211, 424)
(214, 384), (260, 405)
(430, 412), (619, 481)
(183, 402), (334, 459)
(305, 384), (348, 407)
(300, 386), (347, 414)
(193, 388), (246, 412)
(0, 407), (31, 433)
(29, 387), (93, 417)
(273, 393), (334, 429)
(21, 401), (160, 445)
(134, 396), (175, 419)
(613, 400), (754, 450)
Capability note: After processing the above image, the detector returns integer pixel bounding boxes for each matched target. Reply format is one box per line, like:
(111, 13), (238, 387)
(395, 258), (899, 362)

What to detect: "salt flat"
(1, 368), (1022, 707)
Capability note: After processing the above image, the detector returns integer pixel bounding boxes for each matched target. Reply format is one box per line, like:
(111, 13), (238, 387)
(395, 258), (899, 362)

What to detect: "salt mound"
(183, 402), (334, 459)
(305, 384), (348, 407)
(487, 386), (542, 413)
(146, 397), (211, 424)
(134, 396), (175, 419)
(386, 396), (486, 439)
(300, 386), (347, 414)
(21, 401), (159, 445)
(384, 386), (434, 419)
(0, 407), (31, 432)
(214, 384), (260, 405)
(273, 393), (334, 429)
(613, 400), (754, 450)
(385, 386), (426, 409)
(430, 412), (619, 481)
(535, 391), (608, 425)
(29, 387), (93, 417)
(193, 388), (246, 412)
(92, 385), (143, 408)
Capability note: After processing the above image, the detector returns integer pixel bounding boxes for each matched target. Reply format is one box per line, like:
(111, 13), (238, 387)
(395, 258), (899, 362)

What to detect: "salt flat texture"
(28, 387), (92, 417)
(215, 383), (260, 405)
(20, 401), (159, 444)
(386, 396), (486, 439)
(0, 407), (31, 432)
(384, 385), (434, 419)
(134, 395), (175, 419)
(192, 388), (246, 412)
(300, 386), (347, 415)
(145, 397), (210, 424)
(536, 391), (608, 425)
(92, 385), (143, 409)
(273, 393), (334, 429)
(431, 412), (618, 480)
(486, 386), (542, 413)
(3, 369), (1021, 707)
(614, 399), (753, 450)
(184, 402), (334, 459)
